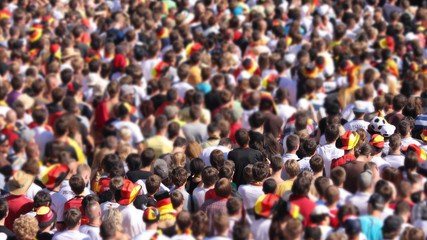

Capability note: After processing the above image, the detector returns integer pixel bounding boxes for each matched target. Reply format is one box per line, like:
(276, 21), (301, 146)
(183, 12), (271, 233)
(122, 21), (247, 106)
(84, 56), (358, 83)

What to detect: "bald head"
(6, 110), (16, 124)
(85, 201), (101, 221)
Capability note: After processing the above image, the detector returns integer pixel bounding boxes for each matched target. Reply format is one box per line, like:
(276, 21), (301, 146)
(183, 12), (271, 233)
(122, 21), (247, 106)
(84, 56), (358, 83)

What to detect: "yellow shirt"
(188, 66), (202, 85)
(144, 135), (173, 159)
(276, 179), (294, 197)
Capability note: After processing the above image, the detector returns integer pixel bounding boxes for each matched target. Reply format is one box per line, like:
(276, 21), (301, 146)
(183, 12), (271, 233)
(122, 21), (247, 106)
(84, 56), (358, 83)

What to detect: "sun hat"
(62, 48), (80, 60)
(7, 171), (34, 196)
(36, 206), (57, 228)
(335, 131), (360, 150)
(115, 179), (142, 205)
(118, 102), (137, 116)
(41, 164), (69, 189)
(254, 193), (280, 218)
(16, 94), (34, 110)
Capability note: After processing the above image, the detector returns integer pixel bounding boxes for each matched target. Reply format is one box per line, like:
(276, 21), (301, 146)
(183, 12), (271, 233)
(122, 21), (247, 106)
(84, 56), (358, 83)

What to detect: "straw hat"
(7, 171), (35, 196)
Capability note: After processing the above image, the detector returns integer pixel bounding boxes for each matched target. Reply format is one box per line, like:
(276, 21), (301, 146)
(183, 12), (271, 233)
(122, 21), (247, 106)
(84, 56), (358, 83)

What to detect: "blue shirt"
(359, 215), (383, 240)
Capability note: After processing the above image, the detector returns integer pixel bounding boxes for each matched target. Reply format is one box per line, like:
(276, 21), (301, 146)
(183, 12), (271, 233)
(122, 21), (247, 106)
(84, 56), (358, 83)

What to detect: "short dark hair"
(54, 117), (69, 136)
(102, 154), (121, 174)
(398, 120), (411, 136)
(252, 162), (269, 182)
(141, 148), (155, 167)
(189, 105), (202, 120)
(325, 124), (340, 143)
(227, 197), (242, 215)
(176, 211), (192, 231)
(69, 174), (85, 195)
(303, 138), (317, 156)
(215, 178), (232, 198)
(34, 191), (52, 209)
(248, 111), (265, 129)
(146, 175), (162, 195)
(210, 149), (225, 171)
(32, 108), (47, 125)
(125, 153), (141, 171)
(12, 138), (26, 153)
(314, 176), (331, 197)
(64, 207), (82, 229)
(11, 75), (23, 90)
(392, 94), (407, 111)
(170, 190), (184, 209)
(292, 176), (311, 196)
(270, 155), (283, 172)
(330, 167), (346, 186)
(172, 167), (187, 187)
(100, 220), (116, 240)
(202, 167), (219, 187)
(310, 155), (324, 173)
(235, 128), (249, 147)
(286, 134), (300, 152)
(155, 115), (168, 130)
(0, 199), (8, 220)
(263, 179), (277, 194)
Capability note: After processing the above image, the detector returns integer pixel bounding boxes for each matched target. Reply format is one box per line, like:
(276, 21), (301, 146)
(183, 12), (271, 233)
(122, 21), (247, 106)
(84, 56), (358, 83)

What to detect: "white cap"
(353, 100), (367, 113)
(312, 205), (333, 217)
(237, 71), (252, 81)
(284, 53), (296, 64)
(405, 32), (418, 42)
(297, 98), (310, 110)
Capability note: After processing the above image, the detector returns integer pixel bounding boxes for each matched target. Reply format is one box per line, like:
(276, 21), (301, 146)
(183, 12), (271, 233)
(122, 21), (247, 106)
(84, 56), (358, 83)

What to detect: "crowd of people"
(0, 0), (427, 239)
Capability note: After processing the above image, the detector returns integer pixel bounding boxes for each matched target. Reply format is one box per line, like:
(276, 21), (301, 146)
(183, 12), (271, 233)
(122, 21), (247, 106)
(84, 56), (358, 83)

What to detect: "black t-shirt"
(228, 148), (263, 187)
(151, 94), (167, 110)
(205, 90), (222, 112)
(36, 232), (53, 240)
(0, 225), (16, 240)
(126, 170), (153, 183)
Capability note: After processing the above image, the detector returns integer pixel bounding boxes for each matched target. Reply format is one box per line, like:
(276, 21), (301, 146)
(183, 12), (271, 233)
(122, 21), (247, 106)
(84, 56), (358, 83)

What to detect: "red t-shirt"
(64, 197), (89, 225)
(331, 153), (356, 170)
(5, 195), (33, 230)
(0, 125), (19, 147)
(329, 208), (340, 228)
(289, 194), (316, 226)
(229, 122), (242, 144)
(389, 199), (415, 210)
(91, 176), (110, 194)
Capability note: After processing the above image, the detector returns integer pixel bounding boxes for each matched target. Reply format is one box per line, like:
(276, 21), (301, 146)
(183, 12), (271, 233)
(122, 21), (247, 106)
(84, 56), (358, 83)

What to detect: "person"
(331, 131), (359, 170)
(309, 205), (334, 240)
(13, 215), (39, 240)
(289, 176), (316, 226)
(385, 94), (407, 129)
(383, 134), (405, 168)
(276, 159), (300, 197)
(330, 167), (352, 206)
(0, 199), (16, 239)
(171, 211), (195, 240)
(342, 144), (374, 193)
(201, 178), (232, 236)
(359, 193), (386, 240)
(79, 201), (102, 240)
(281, 134), (299, 179)
(181, 105), (208, 144)
(171, 167), (192, 211)
(317, 124), (344, 177)
(116, 179), (145, 238)
(143, 115), (173, 159)
(4, 170), (34, 230)
(204, 213), (231, 240)
(250, 193), (279, 240)
(228, 129), (263, 187)
(133, 207), (170, 240)
(193, 167), (218, 210)
(343, 101), (370, 132)
(35, 206), (56, 240)
(126, 149), (154, 183)
(52, 208), (90, 240)
(346, 170), (374, 216)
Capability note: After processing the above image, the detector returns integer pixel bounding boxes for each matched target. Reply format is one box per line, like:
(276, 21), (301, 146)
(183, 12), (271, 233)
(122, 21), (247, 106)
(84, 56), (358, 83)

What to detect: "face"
(0, 141), (9, 154)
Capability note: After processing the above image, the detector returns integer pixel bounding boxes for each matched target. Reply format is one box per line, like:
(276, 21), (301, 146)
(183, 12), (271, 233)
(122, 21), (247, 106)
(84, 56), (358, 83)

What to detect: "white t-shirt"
(370, 156), (391, 174)
(241, 108), (258, 130)
(33, 126), (54, 158)
(343, 119), (370, 132)
(171, 234), (196, 240)
(141, 59), (161, 82)
(250, 218), (271, 240)
(43, 188), (68, 222)
(118, 204), (145, 238)
(192, 187), (211, 210)
(200, 145), (231, 167)
(173, 82), (194, 99)
(26, 182), (41, 200)
(297, 157), (313, 174)
(319, 225), (333, 240)
(317, 144), (344, 177)
(100, 201), (120, 219)
(52, 230), (90, 240)
(79, 225), (101, 240)
(204, 237), (231, 240)
(133, 230), (170, 240)
(401, 137), (421, 147)
(383, 154), (405, 169)
(346, 191), (371, 216)
(276, 104), (296, 125)
(338, 187), (351, 206)
(278, 77), (297, 106)
(112, 120), (144, 148)
(238, 184), (264, 224)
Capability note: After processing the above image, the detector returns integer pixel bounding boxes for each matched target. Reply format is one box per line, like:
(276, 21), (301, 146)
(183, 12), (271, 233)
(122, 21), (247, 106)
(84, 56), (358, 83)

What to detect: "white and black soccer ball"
(370, 116), (386, 132)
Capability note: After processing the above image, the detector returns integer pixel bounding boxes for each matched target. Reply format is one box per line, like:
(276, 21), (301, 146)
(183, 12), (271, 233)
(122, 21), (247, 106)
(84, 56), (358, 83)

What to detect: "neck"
(157, 129), (167, 136)
(68, 225), (80, 231)
(146, 224), (158, 231)
(370, 210), (382, 219)
(191, 119), (200, 124)
(287, 150), (297, 155)
(88, 218), (100, 227)
(176, 185), (185, 190)
(140, 166), (151, 172)
(0, 218), (5, 225)
(313, 172), (323, 178)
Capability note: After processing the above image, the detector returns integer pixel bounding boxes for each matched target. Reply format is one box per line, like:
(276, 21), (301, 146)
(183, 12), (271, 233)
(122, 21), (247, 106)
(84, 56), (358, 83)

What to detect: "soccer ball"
(370, 116), (386, 132)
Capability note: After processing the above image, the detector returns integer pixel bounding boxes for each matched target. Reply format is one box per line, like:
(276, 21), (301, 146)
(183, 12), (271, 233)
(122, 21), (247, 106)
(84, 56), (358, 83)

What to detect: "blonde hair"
(119, 127), (132, 143)
(13, 215), (39, 240)
(117, 143), (136, 162)
(104, 208), (123, 232)
(172, 152), (186, 168)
